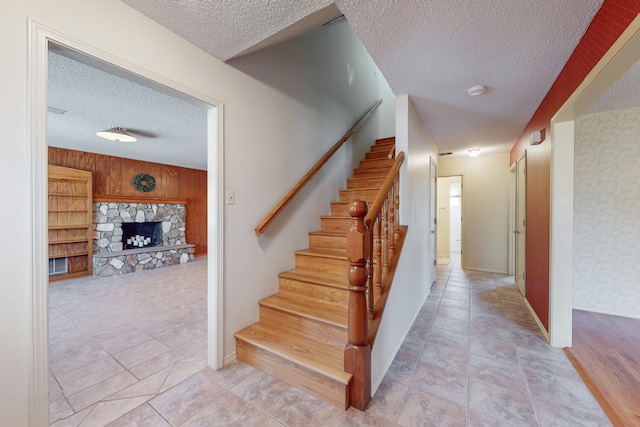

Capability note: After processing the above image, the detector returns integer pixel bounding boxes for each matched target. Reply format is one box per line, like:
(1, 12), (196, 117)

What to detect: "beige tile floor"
(49, 255), (611, 426)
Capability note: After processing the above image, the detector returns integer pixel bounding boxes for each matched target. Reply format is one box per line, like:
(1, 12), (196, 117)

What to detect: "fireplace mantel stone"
(92, 201), (194, 276)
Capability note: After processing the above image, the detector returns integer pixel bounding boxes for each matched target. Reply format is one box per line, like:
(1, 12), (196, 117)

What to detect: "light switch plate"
(226, 190), (235, 205)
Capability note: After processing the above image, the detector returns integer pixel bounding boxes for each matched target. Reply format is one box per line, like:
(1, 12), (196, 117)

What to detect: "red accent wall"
(510, 0), (640, 330)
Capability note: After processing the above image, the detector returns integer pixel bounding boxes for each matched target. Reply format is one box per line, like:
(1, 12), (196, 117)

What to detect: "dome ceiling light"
(468, 148), (481, 157)
(96, 126), (137, 142)
(467, 85), (487, 96)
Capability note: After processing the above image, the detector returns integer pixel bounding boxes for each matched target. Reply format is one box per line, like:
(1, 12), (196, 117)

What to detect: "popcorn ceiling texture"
(122, 0), (604, 156)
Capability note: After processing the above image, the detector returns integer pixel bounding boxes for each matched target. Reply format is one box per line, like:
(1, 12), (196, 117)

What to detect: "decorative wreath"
(132, 173), (156, 192)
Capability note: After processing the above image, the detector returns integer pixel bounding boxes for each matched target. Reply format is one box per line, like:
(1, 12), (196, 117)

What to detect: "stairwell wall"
(370, 95), (438, 392)
(1, 2), (394, 423)
(223, 19), (396, 358)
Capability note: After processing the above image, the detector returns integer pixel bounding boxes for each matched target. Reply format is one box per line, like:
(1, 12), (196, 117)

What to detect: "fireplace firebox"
(122, 221), (163, 250)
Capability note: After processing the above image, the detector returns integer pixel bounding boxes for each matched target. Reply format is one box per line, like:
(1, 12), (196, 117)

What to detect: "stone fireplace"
(92, 201), (195, 276)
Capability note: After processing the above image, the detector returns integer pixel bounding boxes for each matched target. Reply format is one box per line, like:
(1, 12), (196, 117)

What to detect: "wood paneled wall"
(49, 147), (207, 255)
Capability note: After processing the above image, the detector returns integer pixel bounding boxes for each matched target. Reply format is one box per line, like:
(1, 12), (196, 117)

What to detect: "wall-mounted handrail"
(387, 144), (395, 159)
(254, 99), (382, 236)
(345, 151), (404, 411)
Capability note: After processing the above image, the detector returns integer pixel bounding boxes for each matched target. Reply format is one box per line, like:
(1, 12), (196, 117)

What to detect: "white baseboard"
(224, 351), (237, 365)
(573, 305), (640, 320)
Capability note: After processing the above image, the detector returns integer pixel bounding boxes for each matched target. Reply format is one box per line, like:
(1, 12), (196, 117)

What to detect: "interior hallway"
(49, 255), (611, 426)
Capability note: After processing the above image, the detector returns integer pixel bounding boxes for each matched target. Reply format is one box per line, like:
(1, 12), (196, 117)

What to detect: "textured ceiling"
(50, 0), (636, 168)
(48, 49), (208, 170)
(584, 60), (640, 115)
(121, 0), (608, 157)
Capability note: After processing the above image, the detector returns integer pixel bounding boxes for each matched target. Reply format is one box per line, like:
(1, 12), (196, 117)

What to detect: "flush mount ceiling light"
(467, 85), (487, 96)
(468, 148), (480, 158)
(96, 126), (137, 142)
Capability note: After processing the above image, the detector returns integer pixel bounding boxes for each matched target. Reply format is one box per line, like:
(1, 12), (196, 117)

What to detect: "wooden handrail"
(364, 152), (405, 229)
(254, 99), (383, 236)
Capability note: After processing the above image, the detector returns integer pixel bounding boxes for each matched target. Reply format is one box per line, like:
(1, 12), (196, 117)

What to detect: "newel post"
(345, 200), (371, 411)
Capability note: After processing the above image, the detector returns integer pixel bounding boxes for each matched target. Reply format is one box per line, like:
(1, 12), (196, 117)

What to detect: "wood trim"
(254, 100), (382, 236)
(92, 195), (188, 204)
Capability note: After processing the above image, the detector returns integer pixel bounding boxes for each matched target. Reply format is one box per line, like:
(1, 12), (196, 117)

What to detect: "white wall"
(0, 2), (391, 424)
(223, 19), (392, 355)
(438, 153), (510, 273)
(371, 95), (438, 391)
(574, 107), (640, 318)
(377, 69), (396, 139)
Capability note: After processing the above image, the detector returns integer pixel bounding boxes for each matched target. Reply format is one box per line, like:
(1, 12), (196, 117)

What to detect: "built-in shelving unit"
(48, 165), (93, 281)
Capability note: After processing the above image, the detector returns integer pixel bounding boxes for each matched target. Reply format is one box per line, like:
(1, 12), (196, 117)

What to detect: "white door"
(449, 181), (462, 254)
(430, 158), (437, 284)
(515, 152), (527, 296)
(436, 178), (450, 258)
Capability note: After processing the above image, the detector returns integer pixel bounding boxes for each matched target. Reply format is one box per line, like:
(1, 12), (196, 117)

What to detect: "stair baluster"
(375, 212), (382, 293)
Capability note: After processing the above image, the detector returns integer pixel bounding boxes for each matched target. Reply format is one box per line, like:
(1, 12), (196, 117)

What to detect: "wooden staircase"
(235, 137), (397, 409)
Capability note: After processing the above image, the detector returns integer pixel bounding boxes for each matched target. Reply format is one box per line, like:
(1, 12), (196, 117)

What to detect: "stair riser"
(279, 277), (349, 304)
(353, 168), (392, 178)
(365, 151), (391, 160)
(370, 142), (395, 152)
(376, 137), (395, 144)
(330, 203), (349, 216)
(360, 159), (395, 169)
(339, 189), (379, 203)
(295, 253), (349, 272)
(347, 177), (387, 189)
(236, 340), (349, 409)
(260, 305), (347, 347)
(321, 217), (352, 234)
(309, 233), (346, 252)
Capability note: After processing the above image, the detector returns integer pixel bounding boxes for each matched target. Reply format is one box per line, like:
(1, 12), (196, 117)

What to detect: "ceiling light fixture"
(96, 127), (137, 142)
(467, 85), (487, 96)
(468, 148), (480, 158)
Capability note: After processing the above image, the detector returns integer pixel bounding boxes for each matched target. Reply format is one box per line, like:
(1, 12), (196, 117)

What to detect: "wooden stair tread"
(260, 293), (348, 328)
(235, 324), (351, 385)
(294, 247), (347, 260)
(308, 230), (345, 237)
(280, 268), (348, 288)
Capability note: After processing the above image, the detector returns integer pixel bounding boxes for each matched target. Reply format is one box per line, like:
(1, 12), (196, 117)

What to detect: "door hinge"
(523, 219), (526, 227)
(433, 260), (437, 266)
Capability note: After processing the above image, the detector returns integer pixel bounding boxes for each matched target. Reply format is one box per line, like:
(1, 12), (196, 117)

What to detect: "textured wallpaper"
(574, 106), (640, 317)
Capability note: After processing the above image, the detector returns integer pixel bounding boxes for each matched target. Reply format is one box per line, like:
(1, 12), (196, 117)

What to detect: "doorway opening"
(436, 175), (462, 265)
(29, 22), (224, 424)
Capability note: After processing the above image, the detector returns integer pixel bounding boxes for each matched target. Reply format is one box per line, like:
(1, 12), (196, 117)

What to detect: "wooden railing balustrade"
(255, 100), (382, 236)
(345, 151), (404, 411)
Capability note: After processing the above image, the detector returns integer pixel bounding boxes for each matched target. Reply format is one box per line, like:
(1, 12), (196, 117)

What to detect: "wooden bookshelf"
(48, 165), (93, 281)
